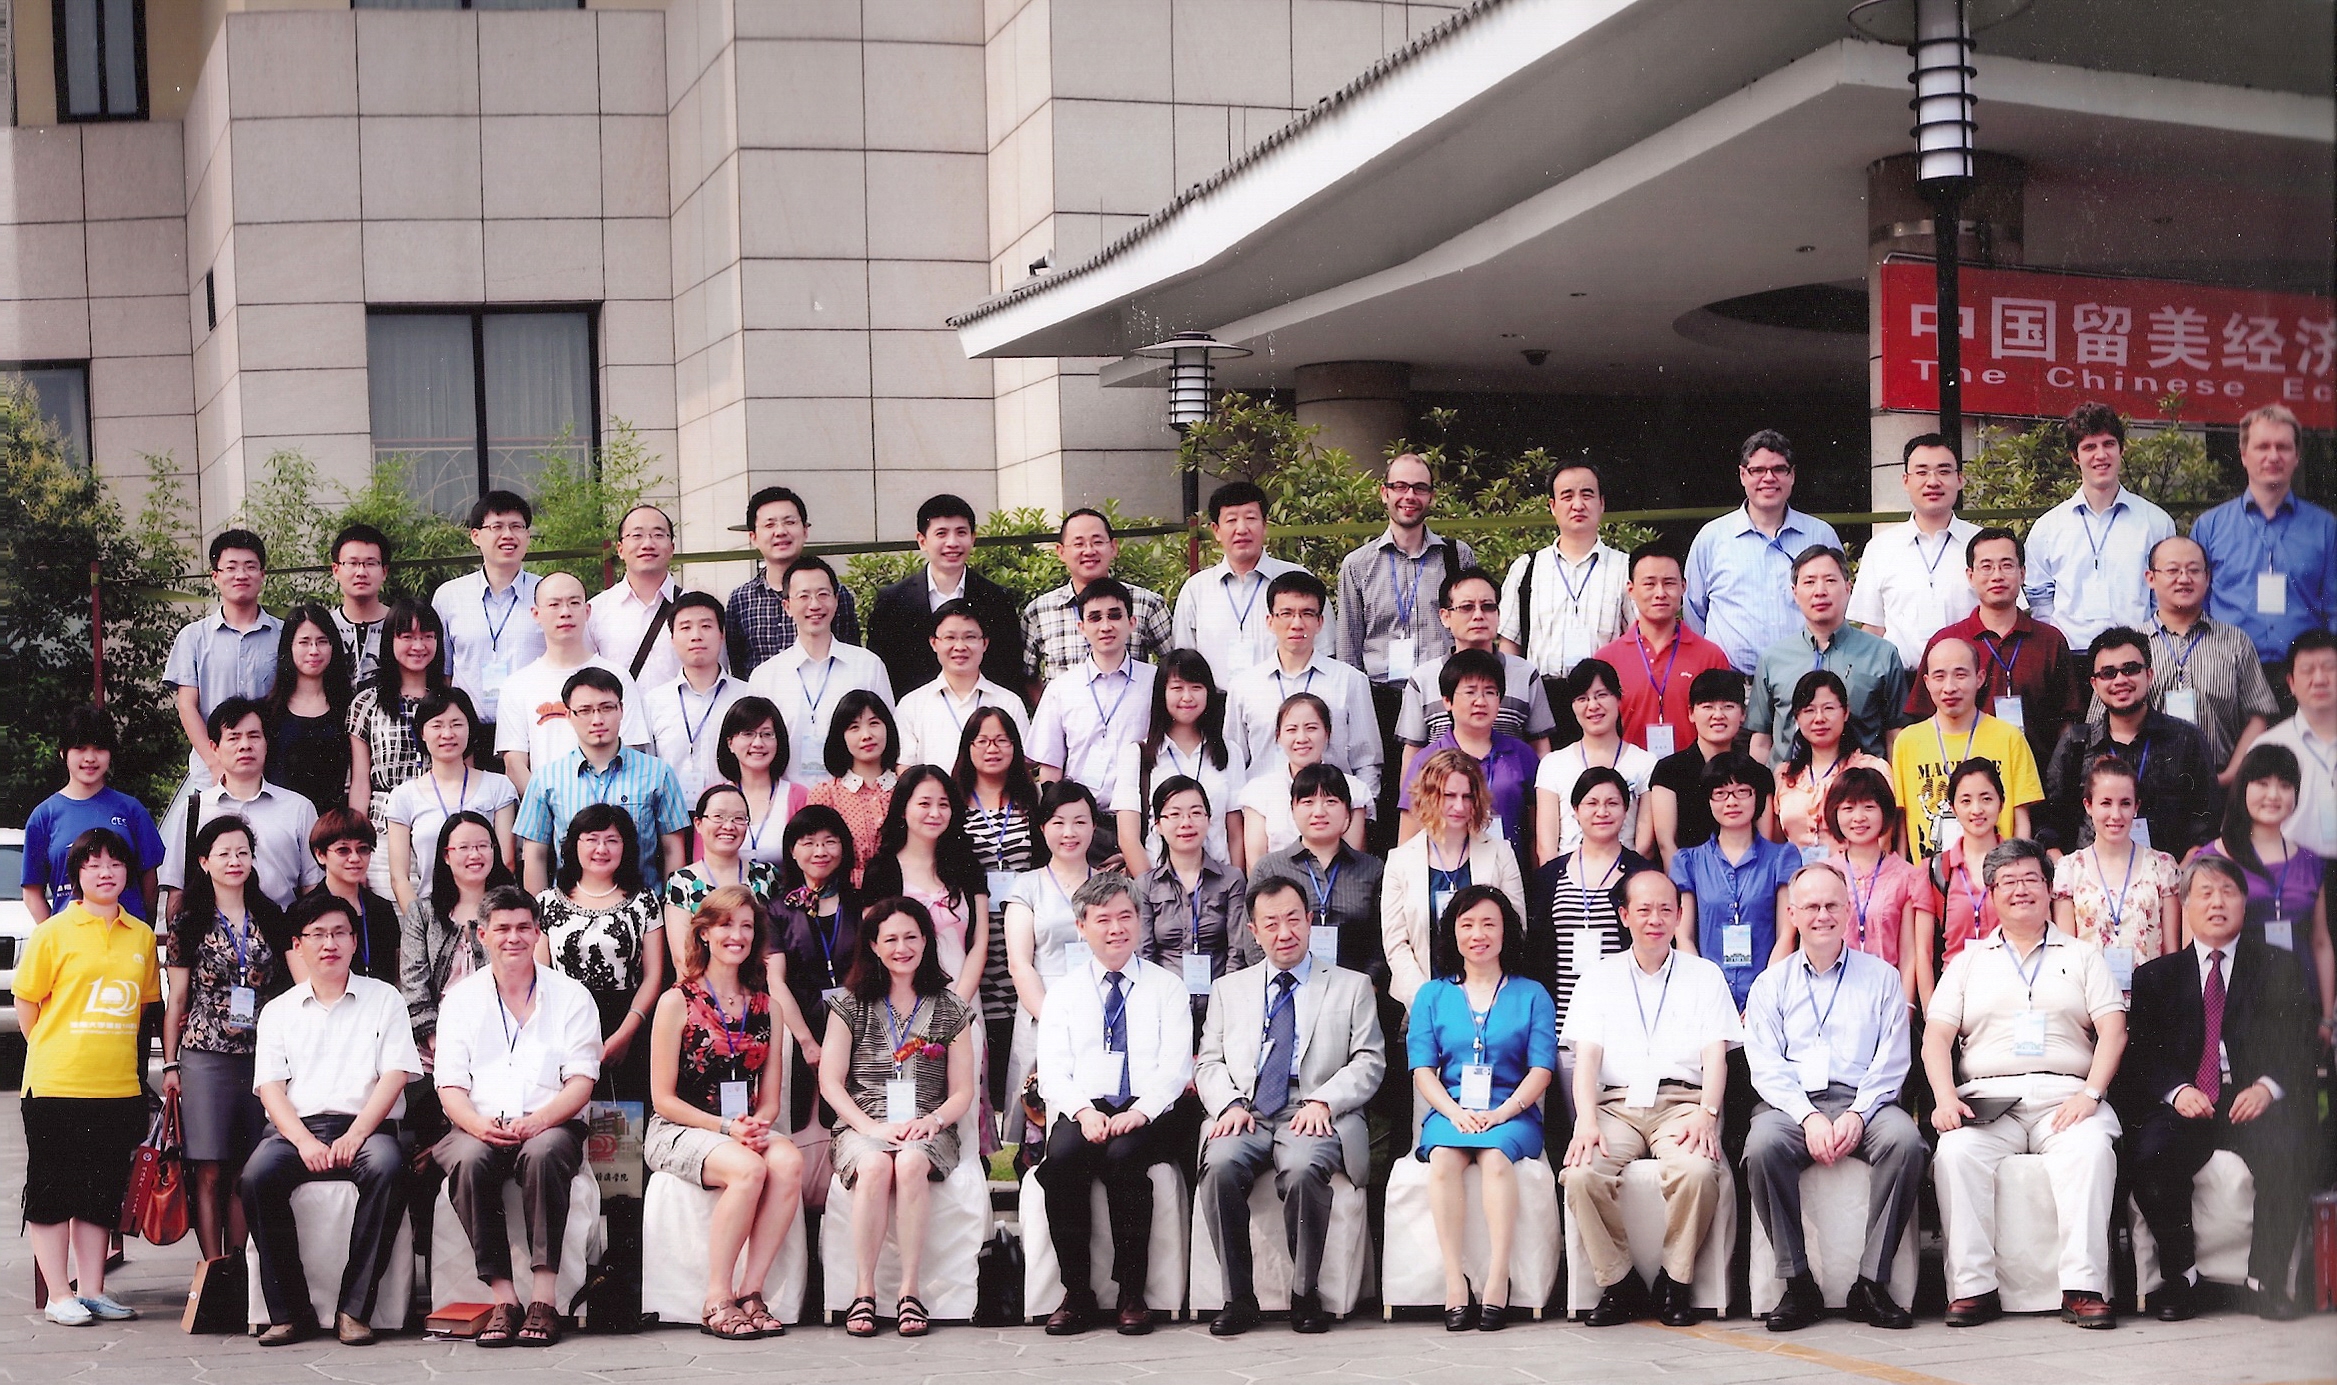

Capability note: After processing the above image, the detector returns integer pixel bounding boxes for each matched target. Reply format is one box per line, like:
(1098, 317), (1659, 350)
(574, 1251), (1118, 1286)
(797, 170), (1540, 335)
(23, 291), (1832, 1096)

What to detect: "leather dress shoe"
(1476, 1300), (1510, 1332)
(256, 1320), (315, 1347)
(2153, 1277), (2198, 1322)
(334, 1312), (375, 1345)
(1291, 1290), (1331, 1334)
(1116, 1289), (1153, 1335)
(1944, 1290), (2002, 1327)
(2061, 1291), (2116, 1329)
(1584, 1271), (1648, 1327)
(1766, 1273), (1825, 1333)
(1210, 1295), (1259, 1337)
(1044, 1292), (1094, 1336)
(1844, 1277), (1913, 1330)
(1654, 1270), (1699, 1327)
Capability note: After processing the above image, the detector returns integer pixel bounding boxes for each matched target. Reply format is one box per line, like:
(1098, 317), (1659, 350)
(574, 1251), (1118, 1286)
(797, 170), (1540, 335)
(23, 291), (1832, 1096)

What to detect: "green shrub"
(1965, 397), (2225, 536)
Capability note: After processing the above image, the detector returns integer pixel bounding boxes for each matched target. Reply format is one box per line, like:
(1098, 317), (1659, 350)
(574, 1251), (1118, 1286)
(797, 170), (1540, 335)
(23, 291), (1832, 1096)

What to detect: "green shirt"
(1747, 623), (1909, 765)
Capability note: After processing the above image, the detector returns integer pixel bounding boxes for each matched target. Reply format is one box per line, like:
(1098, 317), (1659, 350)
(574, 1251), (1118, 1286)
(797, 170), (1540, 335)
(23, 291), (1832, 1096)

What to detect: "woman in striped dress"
(1528, 766), (1651, 1131)
(951, 706), (1039, 1119)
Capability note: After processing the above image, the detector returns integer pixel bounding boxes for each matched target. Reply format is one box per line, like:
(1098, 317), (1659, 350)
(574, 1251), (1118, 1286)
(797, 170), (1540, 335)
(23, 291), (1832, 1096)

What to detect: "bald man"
(1889, 638), (2041, 859)
(495, 571), (652, 793)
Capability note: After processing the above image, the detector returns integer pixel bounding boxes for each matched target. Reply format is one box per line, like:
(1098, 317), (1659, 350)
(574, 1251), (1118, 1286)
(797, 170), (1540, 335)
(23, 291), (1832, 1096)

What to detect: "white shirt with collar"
(895, 674), (1032, 769)
(1029, 656), (1158, 808)
(1225, 650), (1382, 799)
(1561, 948), (1744, 1091)
(432, 964), (603, 1119)
(2252, 713), (2336, 856)
(1846, 516), (1982, 667)
(2023, 486), (2175, 651)
(492, 653), (653, 765)
(1172, 554), (1307, 676)
(926, 568), (969, 610)
(254, 975), (422, 1120)
(1256, 954), (1312, 1078)
(588, 576), (687, 688)
(1035, 953), (1193, 1121)
(642, 672), (745, 803)
(745, 639), (896, 787)
(2171, 939), (2280, 1103)
(433, 568), (546, 726)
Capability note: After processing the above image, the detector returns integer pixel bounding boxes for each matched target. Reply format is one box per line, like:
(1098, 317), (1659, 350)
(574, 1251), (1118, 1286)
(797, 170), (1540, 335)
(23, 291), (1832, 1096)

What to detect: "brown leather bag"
(119, 1092), (189, 1247)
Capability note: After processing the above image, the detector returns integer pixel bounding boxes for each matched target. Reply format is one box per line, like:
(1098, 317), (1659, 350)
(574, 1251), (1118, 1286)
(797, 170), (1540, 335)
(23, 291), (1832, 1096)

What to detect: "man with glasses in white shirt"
(587, 504), (687, 690)
(896, 599), (1030, 768)
(744, 556), (895, 788)
(640, 593), (742, 802)
(434, 492), (546, 761)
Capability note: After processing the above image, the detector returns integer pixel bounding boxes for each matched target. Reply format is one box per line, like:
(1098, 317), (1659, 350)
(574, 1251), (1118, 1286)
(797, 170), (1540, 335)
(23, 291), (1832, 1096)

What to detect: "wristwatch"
(1700, 1101), (1722, 1117)
(2080, 1086), (2103, 1103)
(718, 1117), (733, 1137)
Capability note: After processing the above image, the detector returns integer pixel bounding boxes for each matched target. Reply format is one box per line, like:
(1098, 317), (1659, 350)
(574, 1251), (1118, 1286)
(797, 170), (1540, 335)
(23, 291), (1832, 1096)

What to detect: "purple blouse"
(1400, 731), (1539, 852)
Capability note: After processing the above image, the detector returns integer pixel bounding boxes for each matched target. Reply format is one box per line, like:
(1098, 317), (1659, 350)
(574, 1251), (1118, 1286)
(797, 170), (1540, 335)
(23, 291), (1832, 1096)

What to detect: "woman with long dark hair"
(398, 808), (511, 1148)
(2204, 743), (2334, 1041)
(535, 802), (667, 1100)
(1111, 648), (1245, 876)
(807, 689), (900, 885)
(264, 603), (356, 819)
(952, 707), (1039, 1110)
(766, 805), (861, 1151)
(348, 599), (451, 895)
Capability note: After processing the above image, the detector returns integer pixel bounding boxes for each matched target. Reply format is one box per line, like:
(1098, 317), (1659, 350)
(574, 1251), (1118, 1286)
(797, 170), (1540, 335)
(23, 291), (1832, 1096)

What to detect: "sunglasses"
(2090, 661), (2148, 681)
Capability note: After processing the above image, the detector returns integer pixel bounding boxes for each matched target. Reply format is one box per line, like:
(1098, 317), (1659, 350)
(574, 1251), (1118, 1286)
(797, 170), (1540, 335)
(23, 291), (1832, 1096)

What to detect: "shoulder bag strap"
(629, 595), (678, 679)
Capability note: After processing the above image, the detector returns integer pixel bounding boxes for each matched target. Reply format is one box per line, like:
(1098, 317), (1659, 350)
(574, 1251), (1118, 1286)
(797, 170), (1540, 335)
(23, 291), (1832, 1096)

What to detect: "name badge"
(2130, 817), (2152, 851)
(2104, 945), (2136, 993)
(719, 1080), (749, 1119)
(1458, 1063), (1495, 1111)
(228, 986), (258, 1027)
(481, 657), (512, 717)
(2165, 689), (2198, 724)
(986, 872), (1016, 907)
(2012, 1009), (2048, 1059)
(2257, 571), (2287, 616)
(1385, 635), (1417, 681)
(2265, 917), (2295, 951)
(884, 1078), (919, 1125)
(1722, 923), (1754, 969)
(1799, 843), (1831, 866)
(820, 985), (848, 1011)
(1796, 1049), (1831, 1093)
(1182, 952), (1214, 994)
(1625, 1072), (1658, 1110)
(1995, 695), (2025, 731)
(1310, 924), (1340, 963)
(1558, 628), (1594, 673)
(1645, 723), (1677, 757)
(1566, 929), (1607, 975)
(468, 1063), (524, 1119)
(1062, 939), (1093, 970)
(1429, 886), (1455, 925)
(1076, 1050), (1127, 1098)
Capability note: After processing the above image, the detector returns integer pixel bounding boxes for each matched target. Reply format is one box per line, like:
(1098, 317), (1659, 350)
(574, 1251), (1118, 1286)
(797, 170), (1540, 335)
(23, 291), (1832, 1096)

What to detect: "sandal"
(517, 1300), (560, 1348)
(843, 1295), (879, 1338)
(476, 1302), (524, 1348)
(896, 1294), (930, 1338)
(736, 1292), (785, 1338)
(699, 1299), (757, 1341)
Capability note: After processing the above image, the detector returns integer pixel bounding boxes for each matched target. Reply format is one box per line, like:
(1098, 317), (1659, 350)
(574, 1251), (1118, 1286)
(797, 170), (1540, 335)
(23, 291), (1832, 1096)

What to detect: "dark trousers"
(241, 1115), (407, 1326)
(1369, 682), (1405, 852)
(1745, 1088), (1926, 1282)
(1199, 1113), (1344, 1302)
(435, 1120), (587, 1285)
(2129, 1101), (2309, 1287)
(1037, 1102), (1173, 1301)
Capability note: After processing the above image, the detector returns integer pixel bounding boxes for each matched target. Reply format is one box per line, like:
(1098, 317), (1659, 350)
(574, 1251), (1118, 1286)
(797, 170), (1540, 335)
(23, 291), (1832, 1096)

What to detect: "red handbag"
(120, 1092), (189, 1246)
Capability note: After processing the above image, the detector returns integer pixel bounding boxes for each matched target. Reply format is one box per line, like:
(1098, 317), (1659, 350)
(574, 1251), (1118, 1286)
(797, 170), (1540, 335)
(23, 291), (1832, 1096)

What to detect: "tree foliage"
(1964, 397), (2226, 536)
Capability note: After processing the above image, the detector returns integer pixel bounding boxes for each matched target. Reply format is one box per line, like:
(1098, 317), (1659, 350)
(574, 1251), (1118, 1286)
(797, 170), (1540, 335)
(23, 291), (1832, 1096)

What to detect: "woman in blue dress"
(1409, 882), (1556, 1331)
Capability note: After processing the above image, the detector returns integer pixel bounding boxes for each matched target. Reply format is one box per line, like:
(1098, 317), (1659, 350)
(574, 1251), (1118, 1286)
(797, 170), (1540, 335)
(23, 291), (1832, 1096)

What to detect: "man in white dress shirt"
(2023, 402), (2175, 652)
(1227, 572), (1381, 800)
(433, 491), (545, 755)
(1034, 874), (1195, 1336)
(1849, 434), (1980, 668)
(744, 556), (895, 788)
(587, 503), (686, 689)
(2252, 629), (2337, 858)
(895, 599), (1030, 768)
(243, 894), (422, 1345)
(1742, 865), (1924, 1333)
(1174, 481), (1310, 677)
(495, 572), (651, 794)
(1562, 869), (1742, 1328)
(1031, 579), (1157, 809)
(1194, 876), (1385, 1336)
(640, 592), (742, 802)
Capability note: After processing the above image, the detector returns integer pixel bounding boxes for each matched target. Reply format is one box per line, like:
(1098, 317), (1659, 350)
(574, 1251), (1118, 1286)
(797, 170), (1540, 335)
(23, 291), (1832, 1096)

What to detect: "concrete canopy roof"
(952, 0), (2334, 398)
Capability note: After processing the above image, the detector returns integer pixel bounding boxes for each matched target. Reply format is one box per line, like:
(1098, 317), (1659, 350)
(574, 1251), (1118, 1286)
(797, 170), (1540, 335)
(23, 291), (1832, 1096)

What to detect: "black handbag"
(973, 1227), (1024, 1327)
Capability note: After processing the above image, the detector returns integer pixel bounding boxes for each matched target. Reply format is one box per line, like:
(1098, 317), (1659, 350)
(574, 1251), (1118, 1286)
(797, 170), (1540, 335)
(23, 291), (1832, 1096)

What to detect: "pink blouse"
(1776, 751), (1892, 851)
(1829, 849), (1921, 967)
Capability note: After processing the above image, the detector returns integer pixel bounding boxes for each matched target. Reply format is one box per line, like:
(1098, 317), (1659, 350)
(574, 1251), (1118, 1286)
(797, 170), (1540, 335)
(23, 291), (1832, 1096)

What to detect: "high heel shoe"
(1444, 1279), (1477, 1332)
(1477, 1299), (1510, 1332)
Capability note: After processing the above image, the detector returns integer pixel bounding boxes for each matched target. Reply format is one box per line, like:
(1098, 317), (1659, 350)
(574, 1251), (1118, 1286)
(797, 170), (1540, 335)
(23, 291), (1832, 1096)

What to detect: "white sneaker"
(44, 1296), (95, 1326)
(79, 1294), (137, 1321)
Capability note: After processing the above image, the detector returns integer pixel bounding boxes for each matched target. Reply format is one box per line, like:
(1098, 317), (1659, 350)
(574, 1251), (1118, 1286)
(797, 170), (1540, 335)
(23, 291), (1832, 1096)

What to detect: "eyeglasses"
(335, 558), (384, 571)
(1442, 600), (1498, 615)
(1742, 463), (1794, 479)
(475, 522), (530, 536)
(1710, 785), (1757, 803)
(300, 928), (356, 943)
(2090, 661), (2148, 681)
(2151, 564), (2207, 579)
(568, 700), (625, 717)
(1382, 481), (1435, 496)
(325, 842), (375, 857)
(700, 813), (751, 827)
(1991, 871), (2047, 890)
(970, 735), (1015, 751)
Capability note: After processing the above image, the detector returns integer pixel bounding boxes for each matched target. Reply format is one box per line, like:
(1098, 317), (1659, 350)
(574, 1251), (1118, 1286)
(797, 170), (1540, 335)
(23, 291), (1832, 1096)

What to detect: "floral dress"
(537, 886), (662, 1098)
(663, 859), (781, 916)
(2052, 844), (2179, 989)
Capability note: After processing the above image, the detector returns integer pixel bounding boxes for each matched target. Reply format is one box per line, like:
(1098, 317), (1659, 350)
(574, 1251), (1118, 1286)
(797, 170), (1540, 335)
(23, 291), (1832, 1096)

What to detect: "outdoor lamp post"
(1134, 331), (1250, 570)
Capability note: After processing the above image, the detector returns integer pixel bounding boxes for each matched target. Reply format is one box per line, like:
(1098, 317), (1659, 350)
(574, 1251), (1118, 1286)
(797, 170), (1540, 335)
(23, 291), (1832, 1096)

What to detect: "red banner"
(1878, 262), (2334, 430)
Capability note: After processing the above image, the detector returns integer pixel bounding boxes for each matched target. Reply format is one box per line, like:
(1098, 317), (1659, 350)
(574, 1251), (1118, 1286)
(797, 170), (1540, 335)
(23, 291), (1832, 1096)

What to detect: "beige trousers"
(1560, 1088), (1723, 1288)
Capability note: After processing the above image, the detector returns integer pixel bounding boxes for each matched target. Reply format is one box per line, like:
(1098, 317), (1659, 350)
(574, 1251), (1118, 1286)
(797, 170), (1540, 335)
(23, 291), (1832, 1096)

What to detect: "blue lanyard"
(1302, 856), (1343, 922)
(430, 767), (469, 822)
(802, 888), (844, 987)
(2077, 502), (2120, 571)
(709, 983), (750, 1058)
(220, 908), (254, 982)
(1225, 569), (1267, 632)
(1555, 550), (1598, 609)
(1981, 633), (2026, 696)
(1260, 971), (1300, 1051)
(969, 798), (1019, 868)
(2088, 844), (2138, 939)
(1845, 854), (1879, 947)
(1914, 528), (1954, 584)
(797, 656), (836, 718)
(2008, 933), (2050, 1002)
(481, 577), (521, 651)
(1630, 953), (1674, 1044)
(2160, 624), (2204, 688)
(1088, 665), (1133, 728)
(585, 758), (621, 806)
(494, 969), (538, 1052)
(679, 678), (726, 748)
(883, 994), (924, 1077)
(1933, 719), (1978, 782)
(1801, 955), (1847, 1038)
(1468, 977), (1508, 1060)
(1636, 632), (1681, 713)
(745, 781), (781, 854)
(1272, 666), (1319, 702)
(1386, 549), (1428, 629)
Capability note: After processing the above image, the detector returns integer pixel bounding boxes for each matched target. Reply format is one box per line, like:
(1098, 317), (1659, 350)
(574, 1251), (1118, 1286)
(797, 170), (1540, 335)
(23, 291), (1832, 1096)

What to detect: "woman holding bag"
(14, 828), (162, 1326)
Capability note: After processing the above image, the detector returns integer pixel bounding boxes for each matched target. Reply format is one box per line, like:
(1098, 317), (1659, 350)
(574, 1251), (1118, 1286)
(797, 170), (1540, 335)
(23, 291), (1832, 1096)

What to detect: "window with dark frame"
(366, 308), (598, 518)
(53, 0), (145, 121)
(1, 361), (94, 469)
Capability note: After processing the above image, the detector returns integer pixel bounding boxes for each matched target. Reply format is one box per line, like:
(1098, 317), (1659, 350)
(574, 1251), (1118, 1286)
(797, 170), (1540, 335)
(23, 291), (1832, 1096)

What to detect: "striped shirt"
(1499, 541), (1634, 677)
(513, 747), (691, 886)
(1174, 554), (1311, 678)
(1020, 581), (1173, 685)
(965, 794), (1036, 1014)
(1334, 527), (1475, 683)
(1532, 848), (1648, 1031)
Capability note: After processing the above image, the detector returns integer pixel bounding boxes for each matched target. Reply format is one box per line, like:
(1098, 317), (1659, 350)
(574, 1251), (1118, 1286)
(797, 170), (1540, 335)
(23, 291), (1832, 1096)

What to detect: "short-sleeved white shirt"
(493, 654), (651, 765)
(254, 975), (422, 1120)
(894, 676), (1030, 770)
(639, 673), (745, 804)
(1926, 929), (2124, 1083)
(1846, 517), (1982, 668)
(1534, 741), (1657, 855)
(432, 964), (604, 1118)
(745, 640), (896, 787)
(385, 769), (520, 888)
(1561, 948), (1744, 1090)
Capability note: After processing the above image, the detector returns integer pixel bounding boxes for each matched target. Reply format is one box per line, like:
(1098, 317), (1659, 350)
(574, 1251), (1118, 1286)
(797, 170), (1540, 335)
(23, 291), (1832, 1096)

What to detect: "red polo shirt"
(1593, 624), (1737, 752)
(1904, 610), (2078, 768)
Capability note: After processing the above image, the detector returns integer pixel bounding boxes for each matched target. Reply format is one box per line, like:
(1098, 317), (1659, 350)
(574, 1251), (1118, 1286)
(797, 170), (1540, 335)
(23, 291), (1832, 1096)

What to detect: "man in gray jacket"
(1194, 875), (1386, 1336)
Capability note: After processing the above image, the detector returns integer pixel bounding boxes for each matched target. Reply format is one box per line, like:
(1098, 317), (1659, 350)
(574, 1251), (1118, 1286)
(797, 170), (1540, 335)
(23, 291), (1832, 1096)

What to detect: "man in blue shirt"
(1683, 431), (1843, 673)
(20, 705), (167, 925)
(2190, 403), (2335, 695)
(1670, 752), (1801, 1010)
(514, 667), (690, 893)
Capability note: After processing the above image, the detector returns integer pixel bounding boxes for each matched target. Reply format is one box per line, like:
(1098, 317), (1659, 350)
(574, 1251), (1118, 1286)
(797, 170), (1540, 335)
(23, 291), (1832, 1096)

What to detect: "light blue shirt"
(1743, 945), (1910, 1123)
(1683, 507), (1843, 673)
(514, 746), (691, 886)
(2189, 490), (2336, 663)
(163, 605), (284, 780)
(2022, 486), (2174, 652)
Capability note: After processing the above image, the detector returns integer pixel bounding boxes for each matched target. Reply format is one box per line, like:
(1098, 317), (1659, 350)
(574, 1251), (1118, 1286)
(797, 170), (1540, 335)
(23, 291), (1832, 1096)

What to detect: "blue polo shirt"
(2190, 490), (2336, 663)
(1669, 832), (1800, 1009)
(21, 787), (169, 922)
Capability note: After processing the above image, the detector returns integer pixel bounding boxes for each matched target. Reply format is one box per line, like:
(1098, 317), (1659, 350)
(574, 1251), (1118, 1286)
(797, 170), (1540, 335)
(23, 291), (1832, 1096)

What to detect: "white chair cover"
(818, 1156), (992, 1321)
(2131, 1148), (2259, 1296)
(1562, 1156), (1735, 1317)
(1383, 1154), (1561, 1317)
(1017, 1163), (1188, 1318)
(1748, 1156), (1920, 1313)
(243, 1180), (414, 1329)
(639, 1169), (808, 1325)
(430, 1168), (603, 1310)
(1186, 1168), (1373, 1317)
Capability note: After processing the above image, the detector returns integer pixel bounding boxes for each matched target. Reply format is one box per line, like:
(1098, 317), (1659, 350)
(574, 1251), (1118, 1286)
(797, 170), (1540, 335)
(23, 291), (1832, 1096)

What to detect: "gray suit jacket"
(1196, 959), (1386, 1184)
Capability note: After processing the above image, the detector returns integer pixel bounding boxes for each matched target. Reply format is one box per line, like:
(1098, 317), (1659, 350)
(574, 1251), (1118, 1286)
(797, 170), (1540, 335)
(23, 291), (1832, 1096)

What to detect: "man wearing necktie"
(1193, 877), (1386, 1336)
(1033, 875), (1194, 1335)
(2120, 855), (2317, 1321)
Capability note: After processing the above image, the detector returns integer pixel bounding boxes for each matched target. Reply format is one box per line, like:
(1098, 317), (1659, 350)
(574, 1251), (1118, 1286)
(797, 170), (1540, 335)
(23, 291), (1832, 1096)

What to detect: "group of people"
(12, 398), (2333, 1344)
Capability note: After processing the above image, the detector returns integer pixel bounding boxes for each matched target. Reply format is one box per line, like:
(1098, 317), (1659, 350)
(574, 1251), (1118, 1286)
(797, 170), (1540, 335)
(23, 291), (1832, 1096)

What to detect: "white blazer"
(1382, 827), (1526, 1007)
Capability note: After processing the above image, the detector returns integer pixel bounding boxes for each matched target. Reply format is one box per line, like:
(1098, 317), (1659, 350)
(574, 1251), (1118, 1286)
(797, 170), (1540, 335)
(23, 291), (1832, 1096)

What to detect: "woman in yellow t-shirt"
(13, 827), (162, 1326)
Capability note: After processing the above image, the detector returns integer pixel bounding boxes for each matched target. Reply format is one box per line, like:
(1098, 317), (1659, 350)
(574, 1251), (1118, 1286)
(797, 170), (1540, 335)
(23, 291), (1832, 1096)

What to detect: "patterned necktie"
(2196, 949), (2225, 1104)
(1256, 972), (1299, 1117)
(1103, 970), (1132, 1101)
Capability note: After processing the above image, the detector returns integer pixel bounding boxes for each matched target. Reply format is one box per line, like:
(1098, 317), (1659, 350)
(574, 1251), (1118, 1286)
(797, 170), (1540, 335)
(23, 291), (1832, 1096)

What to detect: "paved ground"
(5, 1094), (2332, 1385)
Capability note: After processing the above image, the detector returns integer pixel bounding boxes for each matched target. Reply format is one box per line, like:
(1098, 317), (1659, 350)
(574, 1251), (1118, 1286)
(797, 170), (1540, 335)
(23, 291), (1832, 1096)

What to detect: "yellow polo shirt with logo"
(15, 903), (161, 1098)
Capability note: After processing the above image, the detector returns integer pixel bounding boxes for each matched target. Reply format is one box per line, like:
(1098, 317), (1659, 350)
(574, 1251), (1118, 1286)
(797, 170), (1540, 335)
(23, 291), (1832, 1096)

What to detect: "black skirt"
(22, 1095), (151, 1227)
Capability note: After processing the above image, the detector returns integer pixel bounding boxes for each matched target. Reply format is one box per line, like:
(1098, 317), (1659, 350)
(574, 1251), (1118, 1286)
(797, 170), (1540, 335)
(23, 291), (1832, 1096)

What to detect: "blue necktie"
(1103, 970), (1132, 1101)
(1256, 972), (1298, 1117)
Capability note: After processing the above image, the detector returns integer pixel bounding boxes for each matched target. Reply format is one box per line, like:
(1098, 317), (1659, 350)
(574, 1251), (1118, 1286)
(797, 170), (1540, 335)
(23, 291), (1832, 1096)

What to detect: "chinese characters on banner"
(1878, 261), (2335, 430)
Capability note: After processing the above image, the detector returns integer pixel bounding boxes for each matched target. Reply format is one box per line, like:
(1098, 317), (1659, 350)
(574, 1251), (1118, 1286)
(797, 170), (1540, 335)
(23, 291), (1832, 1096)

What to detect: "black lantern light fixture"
(1134, 331), (1250, 567)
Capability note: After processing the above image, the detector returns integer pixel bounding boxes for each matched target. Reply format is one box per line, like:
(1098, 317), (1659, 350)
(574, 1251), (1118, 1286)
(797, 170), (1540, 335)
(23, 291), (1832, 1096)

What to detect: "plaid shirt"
(1020, 580), (1172, 684)
(724, 568), (862, 679)
(514, 746), (692, 887)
